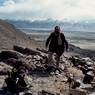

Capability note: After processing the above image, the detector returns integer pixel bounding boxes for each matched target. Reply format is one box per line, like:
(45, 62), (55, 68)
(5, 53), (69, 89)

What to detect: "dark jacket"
(46, 32), (68, 55)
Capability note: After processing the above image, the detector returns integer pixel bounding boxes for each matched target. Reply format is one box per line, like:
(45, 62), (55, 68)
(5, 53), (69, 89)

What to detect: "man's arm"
(64, 39), (68, 51)
(45, 33), (52, 48)
(62, 33), (68, 51)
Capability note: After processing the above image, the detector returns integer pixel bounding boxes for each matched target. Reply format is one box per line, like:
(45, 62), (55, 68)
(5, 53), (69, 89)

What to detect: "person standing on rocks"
(45, 26), (68, 68)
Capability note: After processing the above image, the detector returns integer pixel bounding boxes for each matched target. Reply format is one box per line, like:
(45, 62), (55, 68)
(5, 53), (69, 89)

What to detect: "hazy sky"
(0, 0), (95, 21)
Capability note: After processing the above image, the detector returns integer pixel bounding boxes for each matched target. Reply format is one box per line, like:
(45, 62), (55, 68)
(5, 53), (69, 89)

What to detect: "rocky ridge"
(0, 45), (95, 95)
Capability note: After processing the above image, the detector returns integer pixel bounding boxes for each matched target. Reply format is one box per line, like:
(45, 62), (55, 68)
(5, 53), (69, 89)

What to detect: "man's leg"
(48, 52), (53, 66)
(55, 54), (61, 68)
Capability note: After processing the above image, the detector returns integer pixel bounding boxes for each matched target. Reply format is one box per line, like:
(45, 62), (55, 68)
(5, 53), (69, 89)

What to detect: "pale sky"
(0, 0), (95, 21)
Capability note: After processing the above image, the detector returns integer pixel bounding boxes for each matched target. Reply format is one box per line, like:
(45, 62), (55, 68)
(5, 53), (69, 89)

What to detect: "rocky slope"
(0, 19), (40, 50)
(0, 46), (94, 95)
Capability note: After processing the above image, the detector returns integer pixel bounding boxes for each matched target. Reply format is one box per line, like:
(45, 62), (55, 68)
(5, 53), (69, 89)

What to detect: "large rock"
(70, 89), (88, 95)
(13, 45), (25, 54)
(0, 62), (12, 75)
(0, 50), (24, 61)
(36, 48), (48, 54)
(38, 90), (60, 95)
(13, 45), (41, 55)
(83, 74), (94, 84)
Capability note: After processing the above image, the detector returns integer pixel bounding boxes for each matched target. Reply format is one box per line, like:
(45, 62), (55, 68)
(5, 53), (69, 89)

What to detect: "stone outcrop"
(0, 46), (95, 95)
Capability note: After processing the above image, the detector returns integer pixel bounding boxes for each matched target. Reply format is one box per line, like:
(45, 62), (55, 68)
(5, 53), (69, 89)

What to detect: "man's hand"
(45, 45), (48, 51)
(66, 48), (69, 52)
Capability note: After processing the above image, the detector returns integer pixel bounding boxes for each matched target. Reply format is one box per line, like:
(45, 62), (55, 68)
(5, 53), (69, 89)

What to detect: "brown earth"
(0, 19), (42, 50)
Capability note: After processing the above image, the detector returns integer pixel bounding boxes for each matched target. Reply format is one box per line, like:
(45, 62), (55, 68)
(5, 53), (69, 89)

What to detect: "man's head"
(54, 26), (60, 34)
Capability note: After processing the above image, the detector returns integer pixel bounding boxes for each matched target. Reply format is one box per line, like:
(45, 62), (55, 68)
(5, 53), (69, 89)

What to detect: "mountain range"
(6, 19), (95, 32)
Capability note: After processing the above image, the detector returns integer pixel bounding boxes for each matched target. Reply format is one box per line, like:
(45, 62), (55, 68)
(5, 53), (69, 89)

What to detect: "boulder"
(0, 62), (12, 75)
(36, 48), (48, 53)
(70, 89), (88, 95)
(6, 58), (30, 70)
(13, 45), (25, 54)
(13, 45), (41, 56)
(83, 74), (94, 84)
(24, 48), (40, 55)
(72, 81), (80, 89)
(38, 90), (60, 95)
(0, 50), (24, 61)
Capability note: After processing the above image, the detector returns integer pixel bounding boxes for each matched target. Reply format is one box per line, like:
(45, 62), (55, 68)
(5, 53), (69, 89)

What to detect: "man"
(46, 26), (68, 68)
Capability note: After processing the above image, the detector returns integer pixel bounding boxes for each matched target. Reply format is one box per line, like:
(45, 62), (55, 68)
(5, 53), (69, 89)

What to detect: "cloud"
(0, 0), (95, 21)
